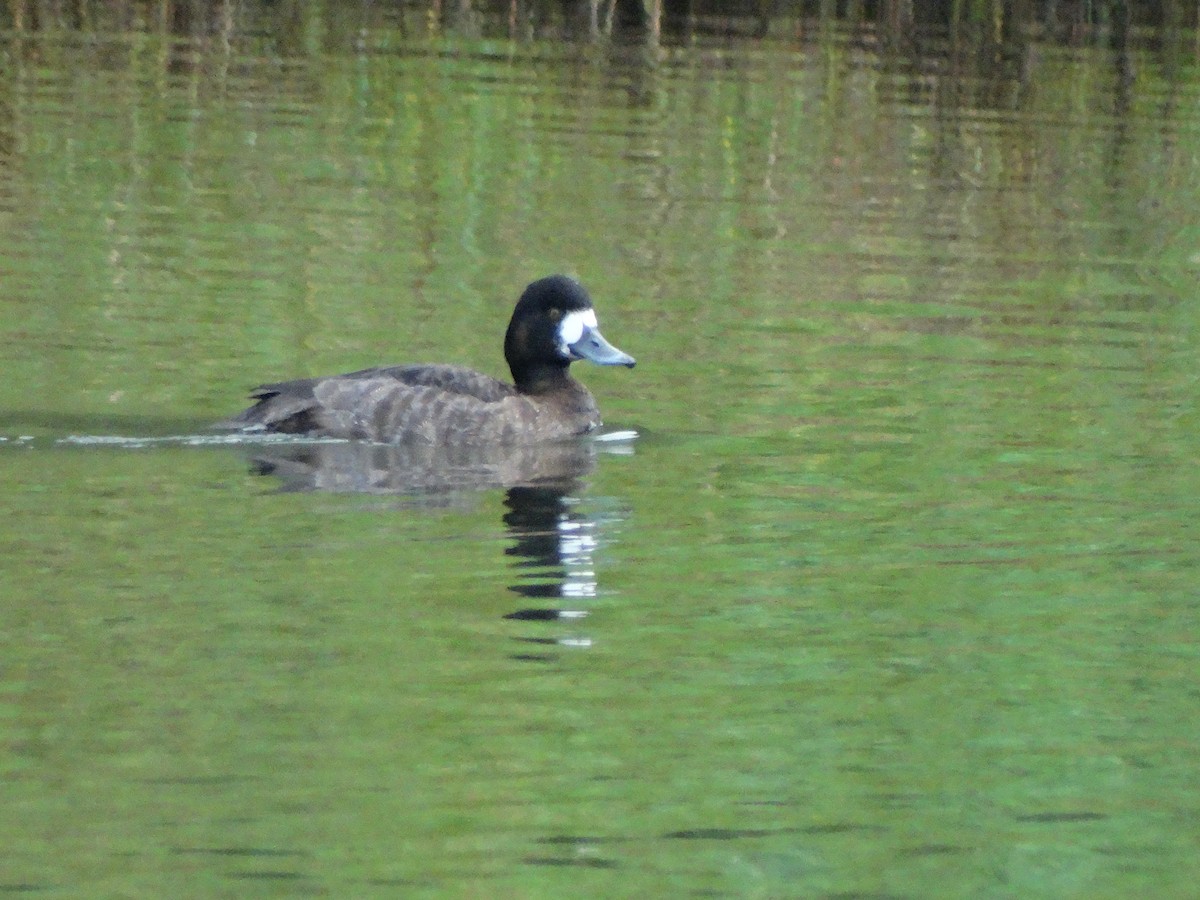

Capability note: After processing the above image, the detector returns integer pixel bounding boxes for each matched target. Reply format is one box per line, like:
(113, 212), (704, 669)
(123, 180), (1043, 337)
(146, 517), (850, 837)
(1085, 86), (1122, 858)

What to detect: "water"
(3, 6), (1200, 897)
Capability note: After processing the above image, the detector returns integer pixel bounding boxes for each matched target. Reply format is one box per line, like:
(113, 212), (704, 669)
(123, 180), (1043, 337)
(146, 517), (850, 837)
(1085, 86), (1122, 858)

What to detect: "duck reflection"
(244, 436), (632, 656)
(245, 437), (597, 497)
(502, 483), (612, 660)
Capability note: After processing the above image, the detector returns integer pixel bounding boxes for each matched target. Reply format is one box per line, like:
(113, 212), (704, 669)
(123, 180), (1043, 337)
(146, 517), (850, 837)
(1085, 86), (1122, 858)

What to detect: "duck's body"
(219, 276), (634, 445)
(230, 362), (601, 444)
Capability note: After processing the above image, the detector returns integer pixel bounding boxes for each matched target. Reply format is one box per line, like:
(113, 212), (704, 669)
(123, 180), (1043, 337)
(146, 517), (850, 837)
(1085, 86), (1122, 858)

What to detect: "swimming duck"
(218, 275), (635, 445)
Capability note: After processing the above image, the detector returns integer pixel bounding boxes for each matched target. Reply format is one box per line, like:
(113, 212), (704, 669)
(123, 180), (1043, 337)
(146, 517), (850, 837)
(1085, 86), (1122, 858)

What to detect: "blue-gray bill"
(570, 325), (636, 368)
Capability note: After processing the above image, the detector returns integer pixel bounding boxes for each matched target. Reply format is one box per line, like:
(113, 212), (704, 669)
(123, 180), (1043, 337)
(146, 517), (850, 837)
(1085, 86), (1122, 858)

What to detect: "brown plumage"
(217, 275), (635, 445)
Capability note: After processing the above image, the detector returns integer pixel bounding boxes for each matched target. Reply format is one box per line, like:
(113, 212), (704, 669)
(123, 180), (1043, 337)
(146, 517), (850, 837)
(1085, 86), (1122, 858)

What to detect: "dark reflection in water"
(171, 847), (306, 858)
(522, 855), (620, 868)
(244, 436), (629, 654)
(524, 822), (892, 869)
(502, 484), (599, 646)
(505, 486), (592, 596)
(246, 438), (597, 497)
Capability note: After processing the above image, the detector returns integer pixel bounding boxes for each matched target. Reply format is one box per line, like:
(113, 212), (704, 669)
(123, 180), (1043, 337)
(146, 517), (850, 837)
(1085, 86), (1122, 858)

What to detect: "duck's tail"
(213, 379), (322, 434)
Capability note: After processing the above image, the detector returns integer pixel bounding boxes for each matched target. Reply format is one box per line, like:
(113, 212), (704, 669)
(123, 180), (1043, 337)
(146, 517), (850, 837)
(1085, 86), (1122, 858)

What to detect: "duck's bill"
(570, 325), (636, 368)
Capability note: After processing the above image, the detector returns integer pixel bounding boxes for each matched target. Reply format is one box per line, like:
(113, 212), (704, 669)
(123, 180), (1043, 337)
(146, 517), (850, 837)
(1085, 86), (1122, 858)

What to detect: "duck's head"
(504, 275), (635, 390)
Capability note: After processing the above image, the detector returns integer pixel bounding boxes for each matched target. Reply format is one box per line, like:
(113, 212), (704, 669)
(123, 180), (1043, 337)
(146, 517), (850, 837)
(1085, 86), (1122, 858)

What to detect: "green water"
(3, 7), (1200, 897)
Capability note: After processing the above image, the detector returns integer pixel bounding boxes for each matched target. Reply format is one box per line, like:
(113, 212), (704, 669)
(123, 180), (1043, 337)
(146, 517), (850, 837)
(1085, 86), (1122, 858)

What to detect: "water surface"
(3, 8), (1200, 897)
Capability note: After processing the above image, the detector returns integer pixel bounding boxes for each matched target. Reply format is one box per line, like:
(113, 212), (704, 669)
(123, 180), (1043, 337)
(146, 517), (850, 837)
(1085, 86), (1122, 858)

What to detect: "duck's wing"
(217, 367), (528, 443)
(346, 364), (517, 403)
(310, 374), (532, 443)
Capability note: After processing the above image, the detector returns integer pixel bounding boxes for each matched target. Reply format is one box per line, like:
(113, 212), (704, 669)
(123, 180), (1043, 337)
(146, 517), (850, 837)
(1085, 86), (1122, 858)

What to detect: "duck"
(217, 275), (635, 445)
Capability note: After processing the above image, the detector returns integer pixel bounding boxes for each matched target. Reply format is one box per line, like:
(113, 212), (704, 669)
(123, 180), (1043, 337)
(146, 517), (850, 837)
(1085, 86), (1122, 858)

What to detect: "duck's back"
(221, 363), (599, 445)
(354, 364), (518, 403)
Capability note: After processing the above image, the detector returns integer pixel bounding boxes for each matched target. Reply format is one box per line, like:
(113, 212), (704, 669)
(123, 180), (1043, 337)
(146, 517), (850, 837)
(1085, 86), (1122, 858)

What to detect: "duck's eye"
(548, 308), (562, 322)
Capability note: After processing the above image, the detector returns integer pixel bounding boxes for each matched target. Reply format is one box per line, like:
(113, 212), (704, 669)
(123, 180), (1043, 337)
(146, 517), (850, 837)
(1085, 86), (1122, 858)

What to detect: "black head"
(504, 275), (635, 392)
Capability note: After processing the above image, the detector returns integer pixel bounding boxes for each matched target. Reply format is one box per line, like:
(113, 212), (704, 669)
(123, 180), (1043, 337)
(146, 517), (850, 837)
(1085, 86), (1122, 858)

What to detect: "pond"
(3, 3), (1200, 896)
